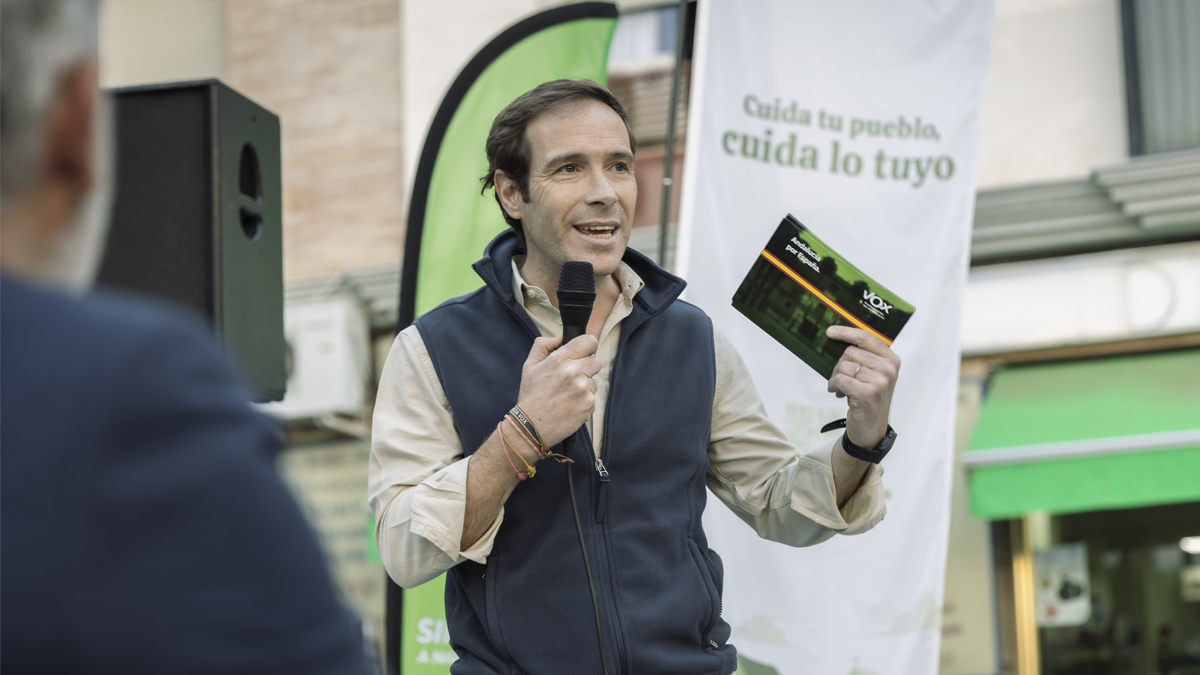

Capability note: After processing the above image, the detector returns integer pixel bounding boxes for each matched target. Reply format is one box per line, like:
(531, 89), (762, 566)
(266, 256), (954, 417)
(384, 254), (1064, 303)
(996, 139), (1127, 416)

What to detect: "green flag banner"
(389, 4), (618, 673)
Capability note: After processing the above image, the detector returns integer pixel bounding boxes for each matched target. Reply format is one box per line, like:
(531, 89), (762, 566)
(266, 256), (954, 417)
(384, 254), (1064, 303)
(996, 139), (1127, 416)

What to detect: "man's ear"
(494, 170), (524, 221)
(42, 61), (97, 199)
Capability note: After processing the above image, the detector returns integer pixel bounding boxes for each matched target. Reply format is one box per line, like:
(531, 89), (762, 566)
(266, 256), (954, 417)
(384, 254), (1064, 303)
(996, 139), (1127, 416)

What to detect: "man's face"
(40, 89), (113, 291)
(504, 99), (636, 283)
(0, 60), (113, 292)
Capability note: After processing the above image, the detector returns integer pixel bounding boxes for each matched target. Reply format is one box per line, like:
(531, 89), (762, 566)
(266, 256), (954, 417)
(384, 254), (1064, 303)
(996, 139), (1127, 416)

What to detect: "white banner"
(677, 2), (994, 673)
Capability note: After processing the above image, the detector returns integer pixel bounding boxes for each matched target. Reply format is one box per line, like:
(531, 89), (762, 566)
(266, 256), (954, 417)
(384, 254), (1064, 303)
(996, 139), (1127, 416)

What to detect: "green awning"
(965, 349), (1200, 519)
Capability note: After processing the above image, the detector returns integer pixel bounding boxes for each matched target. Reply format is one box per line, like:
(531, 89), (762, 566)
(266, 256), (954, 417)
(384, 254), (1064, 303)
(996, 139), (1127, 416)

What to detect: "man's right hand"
(516, 335), (601, 448)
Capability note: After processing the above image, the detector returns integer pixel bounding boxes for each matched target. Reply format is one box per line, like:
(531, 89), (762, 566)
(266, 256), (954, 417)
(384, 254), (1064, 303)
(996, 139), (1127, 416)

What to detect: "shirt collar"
(510, 256), (645, 311)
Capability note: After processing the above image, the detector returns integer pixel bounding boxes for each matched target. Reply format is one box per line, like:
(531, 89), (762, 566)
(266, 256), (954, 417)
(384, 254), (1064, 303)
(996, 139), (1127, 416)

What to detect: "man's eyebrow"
(540, 150), (634, 169)
(541, 152), (587, 169)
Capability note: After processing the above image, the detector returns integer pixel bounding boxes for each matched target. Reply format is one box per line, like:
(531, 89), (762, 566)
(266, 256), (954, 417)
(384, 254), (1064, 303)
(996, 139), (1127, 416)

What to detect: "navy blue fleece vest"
(413, 232), (735, 675)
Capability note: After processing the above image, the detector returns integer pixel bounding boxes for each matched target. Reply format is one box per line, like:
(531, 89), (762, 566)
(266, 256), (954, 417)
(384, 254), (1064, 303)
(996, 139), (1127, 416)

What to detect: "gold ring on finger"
(853, 365), (862, 378)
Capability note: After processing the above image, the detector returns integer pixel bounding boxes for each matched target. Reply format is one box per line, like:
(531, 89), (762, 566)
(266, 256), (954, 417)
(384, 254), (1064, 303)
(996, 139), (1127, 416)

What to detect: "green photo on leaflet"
(732, 214), (915, 380)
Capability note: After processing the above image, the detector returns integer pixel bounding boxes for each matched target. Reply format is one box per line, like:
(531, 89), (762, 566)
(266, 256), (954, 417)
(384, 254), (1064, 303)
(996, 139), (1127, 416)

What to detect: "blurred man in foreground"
(0, 1), (372, 672)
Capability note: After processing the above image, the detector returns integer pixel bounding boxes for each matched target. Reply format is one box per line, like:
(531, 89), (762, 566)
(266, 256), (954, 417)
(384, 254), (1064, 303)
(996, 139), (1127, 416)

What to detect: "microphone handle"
(562, 325), (586, 343)
(558, 302), (592, 459)
(559, 303), (591, 344)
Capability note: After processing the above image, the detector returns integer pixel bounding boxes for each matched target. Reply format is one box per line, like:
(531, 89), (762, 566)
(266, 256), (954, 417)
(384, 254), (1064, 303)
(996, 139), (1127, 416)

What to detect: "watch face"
(877, 427), (897, 452)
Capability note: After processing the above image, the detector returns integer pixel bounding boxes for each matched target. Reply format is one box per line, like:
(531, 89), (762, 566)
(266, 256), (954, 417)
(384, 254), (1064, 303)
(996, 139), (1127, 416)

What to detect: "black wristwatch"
(820, 418), (896, 464)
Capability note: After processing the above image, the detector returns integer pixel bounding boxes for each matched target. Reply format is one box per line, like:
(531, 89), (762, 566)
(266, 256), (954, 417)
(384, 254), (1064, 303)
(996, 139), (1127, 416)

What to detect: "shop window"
(1034, 502), (1200, 675)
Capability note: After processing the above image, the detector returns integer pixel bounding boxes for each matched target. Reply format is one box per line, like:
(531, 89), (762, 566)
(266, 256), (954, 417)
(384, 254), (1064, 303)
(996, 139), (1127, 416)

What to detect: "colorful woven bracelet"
(508, 406), (547, 453)
(506, 410), (573, 464)
(497, 422), (528, 480)
(505, 411), (546, 459)
(498, 420), (536, 479)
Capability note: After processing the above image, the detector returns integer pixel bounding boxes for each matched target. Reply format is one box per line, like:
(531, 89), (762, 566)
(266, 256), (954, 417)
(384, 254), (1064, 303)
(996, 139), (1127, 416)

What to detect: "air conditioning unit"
(258, 294), (369, 421)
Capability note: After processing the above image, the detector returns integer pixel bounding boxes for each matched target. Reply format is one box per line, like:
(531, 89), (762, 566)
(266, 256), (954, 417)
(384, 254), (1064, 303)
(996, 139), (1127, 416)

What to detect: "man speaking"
(369, 80), (901, 674)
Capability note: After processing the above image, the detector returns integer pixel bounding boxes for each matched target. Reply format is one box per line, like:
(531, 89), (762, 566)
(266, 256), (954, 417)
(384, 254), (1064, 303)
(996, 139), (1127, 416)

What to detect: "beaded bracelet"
(497, 421), (531, 480)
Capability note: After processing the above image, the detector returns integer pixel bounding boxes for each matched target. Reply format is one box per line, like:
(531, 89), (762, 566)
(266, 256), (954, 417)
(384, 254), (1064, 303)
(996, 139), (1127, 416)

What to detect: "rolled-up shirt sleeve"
(368, 326), (503, 589)
(705, 328), (886, 546)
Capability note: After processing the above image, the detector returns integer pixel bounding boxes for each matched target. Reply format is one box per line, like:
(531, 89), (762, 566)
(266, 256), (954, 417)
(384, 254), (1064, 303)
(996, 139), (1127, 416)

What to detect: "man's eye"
(560, 165), (577, 173)
(613, 162), (629, 172)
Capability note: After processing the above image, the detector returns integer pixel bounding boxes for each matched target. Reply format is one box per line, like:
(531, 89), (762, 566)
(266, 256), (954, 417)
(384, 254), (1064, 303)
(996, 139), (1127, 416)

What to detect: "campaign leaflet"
(732, 214), (915, 380)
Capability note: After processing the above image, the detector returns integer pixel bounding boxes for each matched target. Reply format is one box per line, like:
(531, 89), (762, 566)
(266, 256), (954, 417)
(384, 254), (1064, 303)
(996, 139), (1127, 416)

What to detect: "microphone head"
(558, 260), (595, 295)
(557, 262), (596, 344)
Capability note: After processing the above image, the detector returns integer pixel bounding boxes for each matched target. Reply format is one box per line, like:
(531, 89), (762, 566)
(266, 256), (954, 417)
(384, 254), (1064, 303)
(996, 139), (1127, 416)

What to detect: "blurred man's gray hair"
(1, 0), (100, 201)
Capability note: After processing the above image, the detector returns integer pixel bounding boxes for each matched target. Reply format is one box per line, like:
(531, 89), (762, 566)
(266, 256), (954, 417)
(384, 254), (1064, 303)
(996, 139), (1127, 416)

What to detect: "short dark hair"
(481, 79), (636, 244)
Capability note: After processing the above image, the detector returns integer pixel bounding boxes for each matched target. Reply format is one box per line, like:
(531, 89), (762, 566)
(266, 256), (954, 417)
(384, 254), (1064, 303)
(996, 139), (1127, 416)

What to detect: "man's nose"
(584, 170), (618, 207)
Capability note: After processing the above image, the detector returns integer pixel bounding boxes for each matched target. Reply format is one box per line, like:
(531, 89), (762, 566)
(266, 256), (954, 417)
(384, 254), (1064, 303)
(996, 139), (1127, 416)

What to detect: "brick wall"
(226, 0), (405, 281)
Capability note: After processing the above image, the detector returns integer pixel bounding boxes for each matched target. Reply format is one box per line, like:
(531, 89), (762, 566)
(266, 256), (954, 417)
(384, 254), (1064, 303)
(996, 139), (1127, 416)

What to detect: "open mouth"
(574, 224), (617, 240)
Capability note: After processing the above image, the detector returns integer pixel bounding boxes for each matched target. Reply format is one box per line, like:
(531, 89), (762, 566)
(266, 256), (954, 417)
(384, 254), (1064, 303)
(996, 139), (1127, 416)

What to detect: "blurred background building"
(98, 1), (1199, 673)
(951, 3), (1200, 675)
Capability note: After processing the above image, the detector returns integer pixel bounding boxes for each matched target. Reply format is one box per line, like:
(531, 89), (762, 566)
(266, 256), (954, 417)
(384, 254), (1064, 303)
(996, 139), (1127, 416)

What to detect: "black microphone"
(557, 261), (609, 675)
(557, 261), (595, 459)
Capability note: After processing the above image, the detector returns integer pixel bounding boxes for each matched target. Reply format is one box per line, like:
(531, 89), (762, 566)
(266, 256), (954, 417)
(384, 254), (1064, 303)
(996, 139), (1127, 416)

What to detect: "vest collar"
(471, 230), (688, 321)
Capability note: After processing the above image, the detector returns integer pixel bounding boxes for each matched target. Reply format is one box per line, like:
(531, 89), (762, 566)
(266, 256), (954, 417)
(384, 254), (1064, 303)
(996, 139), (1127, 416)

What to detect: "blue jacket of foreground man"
(414, 232), (734, 675)
(0, 276), (373, 675)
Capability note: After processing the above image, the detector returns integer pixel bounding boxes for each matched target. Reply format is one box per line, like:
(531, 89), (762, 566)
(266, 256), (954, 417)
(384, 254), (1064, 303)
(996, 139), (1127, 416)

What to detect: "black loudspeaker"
(97, 80), (286, 402)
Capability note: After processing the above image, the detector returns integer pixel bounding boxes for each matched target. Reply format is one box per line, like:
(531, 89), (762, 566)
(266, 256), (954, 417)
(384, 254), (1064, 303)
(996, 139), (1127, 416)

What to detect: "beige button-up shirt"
(369, 259), (886, 588)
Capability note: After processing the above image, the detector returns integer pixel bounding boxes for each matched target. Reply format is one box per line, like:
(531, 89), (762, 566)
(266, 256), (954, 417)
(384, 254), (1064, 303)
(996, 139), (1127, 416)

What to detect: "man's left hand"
(825, 325), (901, 450)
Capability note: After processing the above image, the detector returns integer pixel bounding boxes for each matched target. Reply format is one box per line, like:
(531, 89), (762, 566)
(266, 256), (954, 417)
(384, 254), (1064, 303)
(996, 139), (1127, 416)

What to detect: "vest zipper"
(597, 361), (630, 674)
(594, 458), (610, 524)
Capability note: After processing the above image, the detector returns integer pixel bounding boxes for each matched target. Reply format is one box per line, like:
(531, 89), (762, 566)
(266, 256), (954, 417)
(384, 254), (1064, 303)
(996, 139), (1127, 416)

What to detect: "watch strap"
(820, 418), (895, 464)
